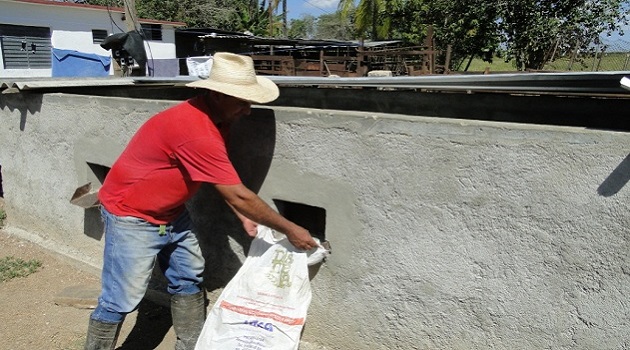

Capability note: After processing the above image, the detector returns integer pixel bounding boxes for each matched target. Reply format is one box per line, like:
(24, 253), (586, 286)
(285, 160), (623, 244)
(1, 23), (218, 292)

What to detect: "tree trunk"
(283, 0), (287, 37)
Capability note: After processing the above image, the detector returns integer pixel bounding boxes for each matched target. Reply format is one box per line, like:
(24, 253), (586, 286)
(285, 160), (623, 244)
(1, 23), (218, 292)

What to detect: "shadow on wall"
(191, 108), (276, 293)
(0, 92), (43, 131)
(598, 153), (630, 197)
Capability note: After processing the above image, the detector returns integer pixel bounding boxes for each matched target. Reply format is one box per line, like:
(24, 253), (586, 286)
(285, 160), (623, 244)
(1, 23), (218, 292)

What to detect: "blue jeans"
(91, 207), (205, 323)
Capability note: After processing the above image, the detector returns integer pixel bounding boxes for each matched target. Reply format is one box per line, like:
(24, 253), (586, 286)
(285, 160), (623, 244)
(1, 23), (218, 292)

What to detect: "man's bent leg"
(86, 207), (169, 349)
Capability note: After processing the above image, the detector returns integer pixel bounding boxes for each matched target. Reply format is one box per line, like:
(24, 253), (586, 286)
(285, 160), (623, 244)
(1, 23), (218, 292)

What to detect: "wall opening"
(87, 162), (109, 186)
(82, 162), (110, 240)
(273, 199), (326, 242)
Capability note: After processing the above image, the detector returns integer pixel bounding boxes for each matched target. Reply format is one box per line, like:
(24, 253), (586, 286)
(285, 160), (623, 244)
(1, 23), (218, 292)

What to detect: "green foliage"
(288, 15), (316, 39)
(337, 0), (627, 71)
(233, 3), (271, 36)
(338, 0), (395, 40)
(389, 0), (500, 70)
(87, 0), (249, 30)
(498, 0), (628, 70)
(315, 12), (356, 40)
(0, 208), (5, 227)
(87, 0), (628, 71)
(0, 256), (42, 282)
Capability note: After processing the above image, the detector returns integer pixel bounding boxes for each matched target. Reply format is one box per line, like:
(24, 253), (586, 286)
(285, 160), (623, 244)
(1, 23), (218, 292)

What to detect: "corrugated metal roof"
(3, 72), (629, 95)
(178, 28), (359, 48)
(1, 77), (136, 91)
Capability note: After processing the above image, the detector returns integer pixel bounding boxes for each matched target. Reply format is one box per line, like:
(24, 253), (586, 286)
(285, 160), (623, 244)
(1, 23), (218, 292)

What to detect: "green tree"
(233, 2), (270, 36)
(315, 12), (356, 40)
(287, 15), (317, 39)
(338, 0), (399, 40)
(388, 0), (627, 71)
(171, 0), (242, 29)
(87, 0), (249, 30)
(388, 0), (500, 71)
(498, 0), (628, 70)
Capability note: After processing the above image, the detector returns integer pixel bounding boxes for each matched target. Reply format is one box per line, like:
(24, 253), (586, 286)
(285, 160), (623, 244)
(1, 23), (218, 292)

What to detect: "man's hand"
(214, 183), (318, 250)
(241, 217), (258, 238)
(286, 226), (318, 251)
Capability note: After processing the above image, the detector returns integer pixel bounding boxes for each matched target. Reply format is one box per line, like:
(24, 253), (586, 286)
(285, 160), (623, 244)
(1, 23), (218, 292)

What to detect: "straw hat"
(186, 52), (279, 104)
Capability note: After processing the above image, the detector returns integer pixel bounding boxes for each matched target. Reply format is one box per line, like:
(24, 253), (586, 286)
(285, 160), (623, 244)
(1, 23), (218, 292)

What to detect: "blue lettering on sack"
(244, 320), (274, 332)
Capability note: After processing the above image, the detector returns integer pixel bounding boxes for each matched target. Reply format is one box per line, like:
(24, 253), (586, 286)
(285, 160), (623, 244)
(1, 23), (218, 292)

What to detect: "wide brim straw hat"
(186, 52), (279, 104)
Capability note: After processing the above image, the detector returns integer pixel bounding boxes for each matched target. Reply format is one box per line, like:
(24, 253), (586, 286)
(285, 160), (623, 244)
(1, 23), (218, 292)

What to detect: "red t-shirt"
(98, 96), (241, 224)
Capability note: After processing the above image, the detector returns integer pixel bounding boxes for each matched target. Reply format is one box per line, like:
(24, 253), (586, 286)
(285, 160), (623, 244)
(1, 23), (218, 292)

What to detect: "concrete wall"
(1, 92), (629, 349)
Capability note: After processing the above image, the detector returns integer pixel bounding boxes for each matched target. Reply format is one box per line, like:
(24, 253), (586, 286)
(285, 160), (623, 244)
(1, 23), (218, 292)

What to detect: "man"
(85, 52), (318, 350)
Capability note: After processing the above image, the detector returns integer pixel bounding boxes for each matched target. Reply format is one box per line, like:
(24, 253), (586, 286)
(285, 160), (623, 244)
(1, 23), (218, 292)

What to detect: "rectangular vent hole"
(273, 199), (326, 242)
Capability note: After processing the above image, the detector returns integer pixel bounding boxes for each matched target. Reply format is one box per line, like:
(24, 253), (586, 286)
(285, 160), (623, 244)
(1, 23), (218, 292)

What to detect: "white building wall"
(0, 0), (178, 77)
(144, 28), (177, 59)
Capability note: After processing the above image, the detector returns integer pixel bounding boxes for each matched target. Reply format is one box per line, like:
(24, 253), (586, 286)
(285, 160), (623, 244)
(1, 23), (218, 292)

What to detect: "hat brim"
(186, 76), (279, 104)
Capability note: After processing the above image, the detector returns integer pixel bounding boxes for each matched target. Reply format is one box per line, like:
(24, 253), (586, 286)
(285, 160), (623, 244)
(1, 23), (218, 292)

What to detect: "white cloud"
(304, 0), (340, 10)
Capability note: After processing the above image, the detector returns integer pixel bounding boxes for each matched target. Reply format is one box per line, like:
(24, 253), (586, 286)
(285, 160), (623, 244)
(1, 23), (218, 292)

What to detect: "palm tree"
(282, 0), (287, 37)
(235, 3), (269, 36)
(267, 0), (279, 36)
(338, 0), (393, 40)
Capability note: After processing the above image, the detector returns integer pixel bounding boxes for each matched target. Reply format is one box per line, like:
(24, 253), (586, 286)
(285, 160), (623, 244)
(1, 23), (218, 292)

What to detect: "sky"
(285, 0), (340, 20)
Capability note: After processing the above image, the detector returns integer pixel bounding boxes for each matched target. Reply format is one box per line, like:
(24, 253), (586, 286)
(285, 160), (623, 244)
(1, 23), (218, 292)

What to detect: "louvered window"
(140, 24), (162, 41)
(92, 29), (108, 44)
(0, 24), (51, 69)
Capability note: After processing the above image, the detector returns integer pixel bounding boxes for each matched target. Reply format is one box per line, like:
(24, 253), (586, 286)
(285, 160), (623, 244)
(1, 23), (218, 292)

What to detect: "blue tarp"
(52, 49), (111, 77)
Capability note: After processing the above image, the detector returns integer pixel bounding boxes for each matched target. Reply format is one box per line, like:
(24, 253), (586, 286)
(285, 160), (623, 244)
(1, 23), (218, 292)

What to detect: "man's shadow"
(116, 298), (173, 350)
(116, 109), (276, 349)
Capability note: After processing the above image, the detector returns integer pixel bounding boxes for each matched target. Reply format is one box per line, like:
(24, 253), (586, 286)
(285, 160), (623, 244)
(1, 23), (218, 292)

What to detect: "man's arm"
(225, 201), (258, 237)
(214, 183), (317, 251)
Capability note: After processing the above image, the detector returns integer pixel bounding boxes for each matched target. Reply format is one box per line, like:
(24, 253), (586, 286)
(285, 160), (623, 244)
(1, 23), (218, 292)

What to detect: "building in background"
(0, 0), (185, 78)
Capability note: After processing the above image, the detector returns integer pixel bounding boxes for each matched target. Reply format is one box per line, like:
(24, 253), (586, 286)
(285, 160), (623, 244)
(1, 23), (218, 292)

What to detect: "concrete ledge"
(54, 285), (99, 309)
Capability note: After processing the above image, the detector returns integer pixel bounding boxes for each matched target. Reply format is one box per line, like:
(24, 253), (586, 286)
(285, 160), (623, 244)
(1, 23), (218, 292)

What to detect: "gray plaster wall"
(1, 92), (629, 349)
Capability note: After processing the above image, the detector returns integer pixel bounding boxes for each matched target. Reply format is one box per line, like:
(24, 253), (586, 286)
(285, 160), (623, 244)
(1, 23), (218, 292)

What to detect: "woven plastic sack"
(195, 225), (313, 350)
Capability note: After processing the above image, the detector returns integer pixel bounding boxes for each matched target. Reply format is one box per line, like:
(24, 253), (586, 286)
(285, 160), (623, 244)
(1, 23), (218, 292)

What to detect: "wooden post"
(319, 49), (324, 76)
(444, 45), (452, 74)
(568, 40), (580, 71)
(357, 39), (367, 76)
(123, 0), (137, 32)
(595, 47), (605, 72)
(123, 0), (145, 76)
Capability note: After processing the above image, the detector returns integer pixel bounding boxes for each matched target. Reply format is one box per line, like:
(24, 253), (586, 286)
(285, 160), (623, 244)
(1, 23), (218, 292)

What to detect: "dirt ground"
(0, 229), (177, 350)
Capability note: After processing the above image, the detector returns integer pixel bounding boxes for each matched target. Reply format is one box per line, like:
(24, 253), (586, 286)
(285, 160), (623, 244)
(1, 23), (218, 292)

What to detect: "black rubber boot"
(171, 291), (206, 350)
(84, 318), (122, 350)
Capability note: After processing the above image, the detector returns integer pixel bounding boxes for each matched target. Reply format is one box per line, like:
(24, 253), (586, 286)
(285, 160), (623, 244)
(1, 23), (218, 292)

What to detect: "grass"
(0, 256), (42, 282)
(463, 52), (630, 73)
(463, 57), (517, 72)
(545, 52), (630, 71)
